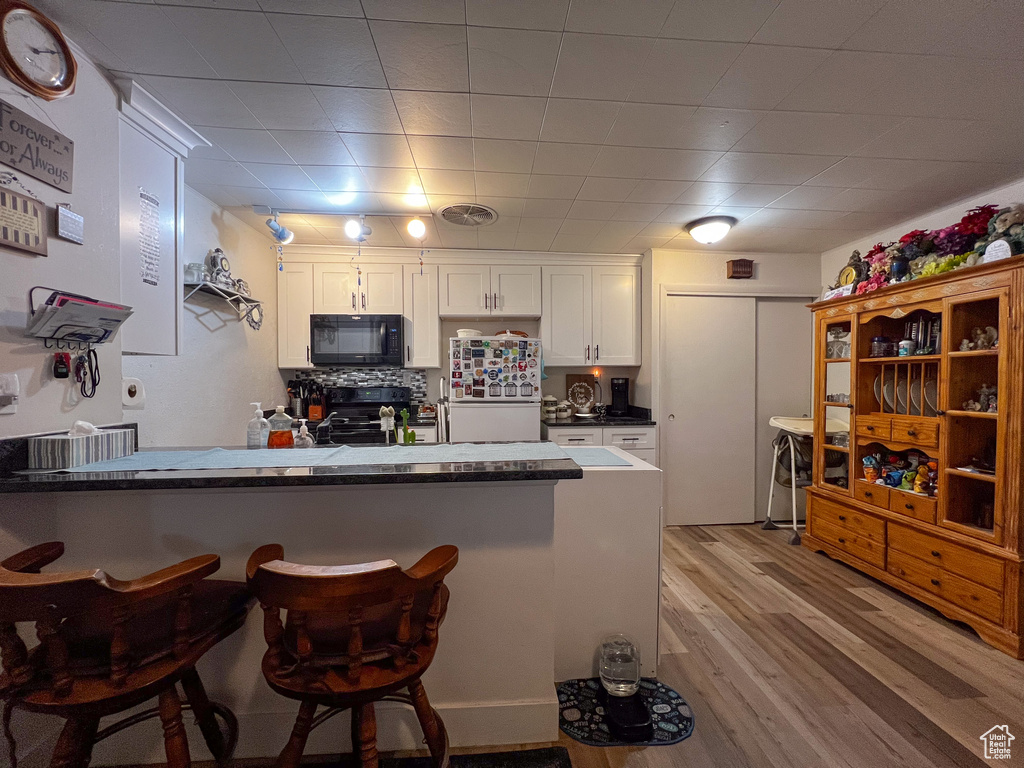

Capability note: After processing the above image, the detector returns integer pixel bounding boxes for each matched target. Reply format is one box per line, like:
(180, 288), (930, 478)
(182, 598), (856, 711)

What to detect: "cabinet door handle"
(595, 344), (600, 361)
(930, 578), (940, 586)
(306, 345), (310, 363)
(361, 292), (366, 310)
(407, 345), (411, 362)
(493, 292), (498, 310)
(351, 292), (357, 310)
(586, 344), (590, 362)
(484, 292), (489, 309)
(931, 550), (940, 558)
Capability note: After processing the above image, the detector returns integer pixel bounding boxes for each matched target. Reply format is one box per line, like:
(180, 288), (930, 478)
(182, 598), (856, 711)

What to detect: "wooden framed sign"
(0, 99), (73, 191)
(0, 185), (45, 255)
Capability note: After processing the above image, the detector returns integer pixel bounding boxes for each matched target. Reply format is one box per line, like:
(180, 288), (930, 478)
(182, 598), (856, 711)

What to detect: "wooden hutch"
(806, 256), (1024, 657)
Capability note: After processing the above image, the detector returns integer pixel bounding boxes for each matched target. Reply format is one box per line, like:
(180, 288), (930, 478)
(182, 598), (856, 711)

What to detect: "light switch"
(0, 373), (19, 414)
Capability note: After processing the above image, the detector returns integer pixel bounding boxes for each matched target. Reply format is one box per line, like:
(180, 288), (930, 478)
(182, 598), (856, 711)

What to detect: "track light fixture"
(407, 217), (426, 240)
(265, 212), (294, 245)
(344, 215), (372, 242)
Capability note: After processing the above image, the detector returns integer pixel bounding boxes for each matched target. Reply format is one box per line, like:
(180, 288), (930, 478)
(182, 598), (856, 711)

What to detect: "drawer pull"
(907, 429), (917, 436)
(931, 550), (940, 558)
(866, 425), (875, 431)
(863, 491), (872, 498)
(838, 514), (846, 520)
(905, 503), (914, 510)
(838, 537), (846, 544)
(930, 578), (940, 586)
(567, 437), (586, 443)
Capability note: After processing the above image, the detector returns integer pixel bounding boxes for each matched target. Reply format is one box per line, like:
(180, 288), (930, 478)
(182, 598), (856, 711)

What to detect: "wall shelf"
(184, 280), (263, 324)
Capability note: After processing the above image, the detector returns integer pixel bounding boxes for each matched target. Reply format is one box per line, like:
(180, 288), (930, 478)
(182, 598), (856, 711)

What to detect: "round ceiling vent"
(438, 203), (498, 227)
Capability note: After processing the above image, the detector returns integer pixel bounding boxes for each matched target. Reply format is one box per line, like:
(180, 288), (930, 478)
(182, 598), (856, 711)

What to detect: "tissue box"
(28, 428), (135, 469)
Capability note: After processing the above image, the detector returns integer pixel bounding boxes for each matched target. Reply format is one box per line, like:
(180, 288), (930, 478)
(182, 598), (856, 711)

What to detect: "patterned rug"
(557, 678), (695, 747)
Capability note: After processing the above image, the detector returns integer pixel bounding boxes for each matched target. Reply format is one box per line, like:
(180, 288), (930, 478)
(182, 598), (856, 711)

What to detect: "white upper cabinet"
(541, 265), (640, 367)
(541, 267), (592, 366)
(592, 266), (641, 366)
(404, 264), (441, 368)
(315, 264), (404, 315)
(439, 265), (541, 317)
(313, 264), (356, 314)
(278, 262), (314, 369)
(358, 263), (404, 315)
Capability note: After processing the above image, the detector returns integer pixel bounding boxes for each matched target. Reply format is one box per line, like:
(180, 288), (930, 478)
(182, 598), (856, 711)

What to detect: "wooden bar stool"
(246, 544), (458, 768)
(0, 542), (254, 768)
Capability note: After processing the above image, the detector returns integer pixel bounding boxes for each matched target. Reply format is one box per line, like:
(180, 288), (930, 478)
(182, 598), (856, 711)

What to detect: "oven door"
(310, 315), (404, 366)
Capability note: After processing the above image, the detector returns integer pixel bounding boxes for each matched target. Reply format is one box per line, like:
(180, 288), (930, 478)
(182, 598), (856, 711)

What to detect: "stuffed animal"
(913, 465), (930, 495)
(976, 204), (1024, 256)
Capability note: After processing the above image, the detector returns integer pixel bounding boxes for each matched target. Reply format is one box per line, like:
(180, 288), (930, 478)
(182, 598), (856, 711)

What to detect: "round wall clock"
(0, 1), (76, 101)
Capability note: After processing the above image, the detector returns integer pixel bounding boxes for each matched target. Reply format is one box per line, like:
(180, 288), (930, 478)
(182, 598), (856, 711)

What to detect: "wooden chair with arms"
(0, 542), (253, 768)
(246, 544), (458, 768)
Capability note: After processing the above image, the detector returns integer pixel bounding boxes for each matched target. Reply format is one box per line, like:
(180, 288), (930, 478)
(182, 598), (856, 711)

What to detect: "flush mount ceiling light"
(407, 217), (426, 240)
(684, 215), (738, 245)
(265, 212), (294, 245)
(344, 215), (372, 242)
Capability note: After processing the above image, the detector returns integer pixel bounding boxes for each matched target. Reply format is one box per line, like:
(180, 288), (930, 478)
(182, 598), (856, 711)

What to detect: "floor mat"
(557, 678), (694, 747)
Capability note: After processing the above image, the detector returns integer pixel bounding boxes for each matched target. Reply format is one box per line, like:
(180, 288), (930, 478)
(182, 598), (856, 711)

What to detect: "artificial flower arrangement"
(830, 203), (1024, 296)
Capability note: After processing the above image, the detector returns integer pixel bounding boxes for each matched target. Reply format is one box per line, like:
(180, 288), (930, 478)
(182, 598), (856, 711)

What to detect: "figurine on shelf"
(978, 383), (996, 412)
(899, 470), (915, 491)
(959, 338), (972, 352)
(963, 397), (982, 411)
(884, 469), (905, 488)
(961, 326), (999, 351)
(988, 393), (998, 413)
(863, 455), (881, 483)
(913, 465), (930, 495)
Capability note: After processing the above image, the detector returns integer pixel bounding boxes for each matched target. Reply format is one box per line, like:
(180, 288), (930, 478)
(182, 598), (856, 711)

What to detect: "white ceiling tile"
(654, 204), (715, 223)
(437, 227), (480, 249)
(360, 167), (424, 194)
(361, 0), (465, 23)
(311, 87), (404, 134)
(199, 127), (291, 164)
(721, 184), (793, 207)
(629, 39), (744, 105)
(514, 230), (557, 251)
(270, 131), (357, 166)
(533, 143), (601, 175)
(466, 0), (569, 30)
(644, 149), (724, 181)
(577, 177), (639, 202)
(589, 147), (665, 178)
(375, 192), (432, 213)
(752, 0), (887, 47)
(467, 27), (561, 96)
(526, 174), (585, 199)
(638, 222), (684, 239)
(393, 91), (472, 136)
(257, 0), (363, 16)
(564, 0), (675, 35)
(607, 105), (762, 150)
(540, 99), (621, 144)
(551, 233), (597, 252)
(408, 136), (476, 170)
(473, 139), (537, 173)
(612, 202), (667, 222)
(517, 217), (563, 237)
(566, 200), (620, 219)
(698, 152), (841, 185)
(478, 221), (522, 249)
(621, 236), (670, 252)
(160, 6), (302, 81)
(802, 157), (954, 190)
(470, 95), (547, 140)
(833, 211), (906, 230)
(188, 141), (233, 163)
(853, 118), (1024, 163)
(268, 14), (386, 88)
(419, 169), (477, 195)
(185, 158), (263, 187)
(228, 82), (334, 131)
(341, 134), (415, 167)
(732, 111), (903, 155)
(187, 184), (247, 208)
(703, 45), (832, 110)
(478, 198), (526, 218)
(589, 220), (646, 249)
(550, 34), (652, 100)
(369, 21), (469, 91)
(139, 75), (260, 129)
(241, 163), (319, 191)
(522, 198), (574, 218)
(475, 172), (531, 197)
(707, 205), (762, 221)
(673, 181), (744, 206)
(800, 187), (903, 213)
(742, 207), (850, 229)
(766, 185), (853, 210)
(660, 0), (781, 43)
(558, 218), (604, 235)
(626, 180), (693, 204)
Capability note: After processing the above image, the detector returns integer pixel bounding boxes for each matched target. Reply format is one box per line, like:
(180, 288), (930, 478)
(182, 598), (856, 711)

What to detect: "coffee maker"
(609, 378), (630, 417)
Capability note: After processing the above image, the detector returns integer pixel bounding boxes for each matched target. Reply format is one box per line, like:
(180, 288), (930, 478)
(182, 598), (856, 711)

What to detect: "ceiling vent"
(439, 203), (497, 227)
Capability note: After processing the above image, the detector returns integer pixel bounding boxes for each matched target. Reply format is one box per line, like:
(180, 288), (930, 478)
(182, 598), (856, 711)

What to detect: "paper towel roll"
(122, 377), (146, 409)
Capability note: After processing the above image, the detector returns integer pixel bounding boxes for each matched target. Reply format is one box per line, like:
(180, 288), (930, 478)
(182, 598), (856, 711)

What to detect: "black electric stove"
(318, 386), (412, 445)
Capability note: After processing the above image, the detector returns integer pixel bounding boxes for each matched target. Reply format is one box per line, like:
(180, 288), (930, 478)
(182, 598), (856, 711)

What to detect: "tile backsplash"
(294, 368), (428, 405)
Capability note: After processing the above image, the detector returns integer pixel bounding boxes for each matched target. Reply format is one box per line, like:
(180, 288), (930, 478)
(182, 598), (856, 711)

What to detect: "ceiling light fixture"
(407, 217), (426, 240)
(344, 215), (372, 242)
(265, 212), (294, 245)
(684, 215), (737, 245)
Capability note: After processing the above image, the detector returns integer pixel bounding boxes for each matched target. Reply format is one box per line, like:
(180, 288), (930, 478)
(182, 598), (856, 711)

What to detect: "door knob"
(668, 414), (675, 421)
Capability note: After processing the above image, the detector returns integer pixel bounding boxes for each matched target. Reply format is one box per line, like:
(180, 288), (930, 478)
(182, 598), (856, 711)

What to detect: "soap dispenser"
(247, 403), (270, 449)
(267, 405), (295, 448)
(294, 418), (314, 448)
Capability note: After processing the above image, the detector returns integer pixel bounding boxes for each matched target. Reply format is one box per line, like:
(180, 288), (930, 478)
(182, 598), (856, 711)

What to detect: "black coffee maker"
(609, 378), (630, 417)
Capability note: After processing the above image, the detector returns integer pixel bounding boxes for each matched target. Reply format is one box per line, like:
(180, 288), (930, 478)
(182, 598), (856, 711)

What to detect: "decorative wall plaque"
(0, 186), (45, 255)
(0, 99), (73, 192)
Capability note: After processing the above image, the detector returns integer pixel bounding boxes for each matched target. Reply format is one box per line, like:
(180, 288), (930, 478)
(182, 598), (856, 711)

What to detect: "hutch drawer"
(888, 524), (1004, 591)
(856, 416), (891, 441)
(888, 489), (936, 524)
(813, 518), (885, 569)
(888, 549), (1002, 624)
(890, 417), (939, 448)
(812, 496), (885, 543)
(854, 481), (889, 509)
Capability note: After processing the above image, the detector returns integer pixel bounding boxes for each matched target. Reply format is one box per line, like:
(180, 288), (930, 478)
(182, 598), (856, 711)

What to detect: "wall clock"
(0, 1), (76, 101)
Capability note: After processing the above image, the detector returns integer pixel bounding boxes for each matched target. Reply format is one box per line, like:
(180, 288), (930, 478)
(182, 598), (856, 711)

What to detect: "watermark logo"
(980, 725), (1014, 760)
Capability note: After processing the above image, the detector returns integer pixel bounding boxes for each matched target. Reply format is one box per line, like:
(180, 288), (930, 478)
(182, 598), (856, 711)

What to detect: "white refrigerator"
(447, 336), (542, 442)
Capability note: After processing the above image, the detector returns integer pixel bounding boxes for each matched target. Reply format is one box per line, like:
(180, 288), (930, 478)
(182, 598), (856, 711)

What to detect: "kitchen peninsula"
(0, 441), (661, 764)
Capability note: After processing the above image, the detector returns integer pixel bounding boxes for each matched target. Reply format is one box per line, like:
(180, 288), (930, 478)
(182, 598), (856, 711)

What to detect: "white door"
(493, 266), (542, 317)
(359, 263), (404, 314)
(592, 266), (640, 365)
(439, 265), (489, 317)
(404, 265), (440, 368)
(277, 262), (314, 369)
(313, 264), (356, 314)
(541, 267), (591, 365)
(662, 295), (756, 525)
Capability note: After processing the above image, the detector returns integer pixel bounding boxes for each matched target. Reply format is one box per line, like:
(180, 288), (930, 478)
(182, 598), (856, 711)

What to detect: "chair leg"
(408, 679), (448, 768)
(180, 667), (232, 763)
(158, 686), (192, 768)
(50, 716), (99, 768)
(277, 701), (316, 768)
(351, 703), (378, 768)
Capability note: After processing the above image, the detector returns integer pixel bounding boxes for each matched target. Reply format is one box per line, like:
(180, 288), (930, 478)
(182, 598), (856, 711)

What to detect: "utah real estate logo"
(980, 725), (1014, 760)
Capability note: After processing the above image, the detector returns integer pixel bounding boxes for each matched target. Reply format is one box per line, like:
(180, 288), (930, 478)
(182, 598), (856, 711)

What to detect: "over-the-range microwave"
(309, 314), (404, 367)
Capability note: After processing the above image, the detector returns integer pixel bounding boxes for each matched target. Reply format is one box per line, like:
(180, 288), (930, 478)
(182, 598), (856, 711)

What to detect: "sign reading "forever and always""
(0, 99), (73, 192)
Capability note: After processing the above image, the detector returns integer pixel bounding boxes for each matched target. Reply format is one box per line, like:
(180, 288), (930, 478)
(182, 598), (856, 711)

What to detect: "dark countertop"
(543, 416), (657, 428)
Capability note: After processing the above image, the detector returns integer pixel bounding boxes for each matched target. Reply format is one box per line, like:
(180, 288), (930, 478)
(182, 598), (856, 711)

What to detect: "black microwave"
(309, 314), (404, 367)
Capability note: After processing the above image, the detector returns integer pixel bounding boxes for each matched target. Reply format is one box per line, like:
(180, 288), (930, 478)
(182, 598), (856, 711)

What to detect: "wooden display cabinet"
(806, 257), (1024, 657)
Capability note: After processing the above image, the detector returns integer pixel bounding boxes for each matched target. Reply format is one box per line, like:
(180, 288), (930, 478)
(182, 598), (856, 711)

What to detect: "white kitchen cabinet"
(541, 265), (640, 366)
(278, 262), (314, 369)
(313, 263), (356, 314)
(404, 265), (440, 368)
(544, 424), (658, 467)
(358, 263), (404, 314)
(315, 263), (403, 315)
(546, 428), (602, 446)
(439, 265), (541, 318)
(412, 423), (438, 444)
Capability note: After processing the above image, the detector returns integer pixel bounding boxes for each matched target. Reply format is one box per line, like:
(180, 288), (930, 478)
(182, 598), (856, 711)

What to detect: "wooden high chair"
(0, 542), (253, 768)
(246, 544), (458, 768)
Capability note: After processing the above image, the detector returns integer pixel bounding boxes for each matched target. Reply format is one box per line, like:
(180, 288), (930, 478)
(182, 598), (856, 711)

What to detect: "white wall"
(821, 175), (1024, 291)
(123, 188), (284, 447)
(0, 52), (123, 438)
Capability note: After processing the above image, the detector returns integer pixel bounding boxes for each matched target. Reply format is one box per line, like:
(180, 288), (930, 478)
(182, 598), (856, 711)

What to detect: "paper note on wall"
(138, 187), (160, 286)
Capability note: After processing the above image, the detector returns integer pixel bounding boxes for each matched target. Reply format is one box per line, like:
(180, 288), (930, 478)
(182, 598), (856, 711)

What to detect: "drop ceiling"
(39, 0), (1024, 254)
